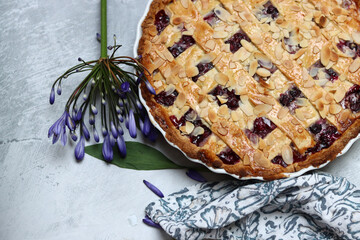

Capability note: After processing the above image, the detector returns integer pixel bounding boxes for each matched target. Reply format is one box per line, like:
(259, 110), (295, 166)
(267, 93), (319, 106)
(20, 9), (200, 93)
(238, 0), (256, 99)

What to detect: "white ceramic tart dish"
(135, 0), (360, 180)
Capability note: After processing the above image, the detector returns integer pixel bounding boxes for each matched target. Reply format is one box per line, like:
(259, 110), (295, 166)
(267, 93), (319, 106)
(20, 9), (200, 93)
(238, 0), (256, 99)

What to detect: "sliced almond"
(282, 145), (293, 165)
(238, 48), (251, 61)
(208, 108), (218, 123)
(290, 5), (301, 12)
(213, 31), (228, 39)
(215, 72), (229, 85)
(257, 95), (276, 105)
(352, 31), (360, 45)
(338, 109), (351, 124)
(186, 66), (199, 77)
(275, 44), (283, 60)
(240, 102), (254, 116)
(164, 84), (176, 95)
(321, 45), (331, 67)
(192, 126), (204, 136)
(218, 104), (229, 117)
(231, 111), (241, 122)
(252, 32), (263, 44)
(249, 60), (258, 76)
(349, 58), (360, 73)
(300, 39), (309, 48)
(213, 53), (224, 65)
(256, 68), (271, 77)
(241, 39), (254, 52)
(304, 80), (315, 88)
(330, 51), (339, 62)
(217, 126), (228, 136)
(253, 104), (272, 116)
(334, 87), (346, 102)
(313, 46), (320, 54)
(243, 155), (250, 165)
(185, 122), (195, 134)
(205, 39), (216, 51)
(330, 104), (342, 114)
(277, 107), (289, 119)
(180, 0), (188, 8)
(175, 92), (186, 108)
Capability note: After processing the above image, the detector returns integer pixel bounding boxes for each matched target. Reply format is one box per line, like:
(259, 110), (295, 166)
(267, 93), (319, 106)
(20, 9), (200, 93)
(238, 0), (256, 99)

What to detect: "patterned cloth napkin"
(145, 172), (360, 240)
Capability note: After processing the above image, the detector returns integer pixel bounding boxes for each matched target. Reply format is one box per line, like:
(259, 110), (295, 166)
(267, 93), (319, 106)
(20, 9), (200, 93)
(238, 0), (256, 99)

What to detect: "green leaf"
(85, 141), (184, 170)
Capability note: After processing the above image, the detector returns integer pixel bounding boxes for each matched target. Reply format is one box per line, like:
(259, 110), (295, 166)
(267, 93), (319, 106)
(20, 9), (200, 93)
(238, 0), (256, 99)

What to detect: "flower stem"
(101, 0), (107, 58)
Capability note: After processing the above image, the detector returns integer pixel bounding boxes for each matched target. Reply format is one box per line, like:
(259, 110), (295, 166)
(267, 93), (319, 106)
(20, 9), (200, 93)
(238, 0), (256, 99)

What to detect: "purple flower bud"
(117, 125), (124, 135)
(102, 127), (108, 137)
(142, 116), (151, 136)
(96, 33), (101, 42)
(107, 45), (113, 50)
(93, 127), (99, 142)
(143, 180), (164, 198)
(121, 82), (130, 93)
(110, 121), (118, 139)
(116, 135), (126, 158)
(116, 105), (121, 114)
(125, 116), (129, 129)
(109, 135), (116, 146)
(83, 94), (88, 101)
(71, 132), (78, 141)
(91, 104), (98, 115)
(75, 109), (82, 122)
(118, 114), (123, 123)
(101, 98), (106, 105)
(186, 169), (207, 182)
(82, 124), (90, 140)
(142, 218), (161, 229)
(49, 87), (55, 104)
(102, 135), (113, 162)
(89, 114), (95, 125)
(78, 57), (83, 62)
(145, 80), (156, 95)
(136, 100), (143, 111)
(66, 114), (75, 131)
(75, 136), (85, 161)
(128, 110), (137, 138)
(57, 84), (62, 95)
(148, 127), (158, 142)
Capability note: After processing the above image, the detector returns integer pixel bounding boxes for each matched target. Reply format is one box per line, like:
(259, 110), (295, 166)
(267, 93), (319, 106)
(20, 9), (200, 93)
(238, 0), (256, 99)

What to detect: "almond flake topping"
(253, 104), (272, 116)
(256, 68), (271, 77)
(180, 0), (188, 8)
(215, 73), (229, 85)
(349, 58), (360, 73)
(282, 145), (293, 165)
(205, 40), (216, 51)
(192, 126), (205, 136)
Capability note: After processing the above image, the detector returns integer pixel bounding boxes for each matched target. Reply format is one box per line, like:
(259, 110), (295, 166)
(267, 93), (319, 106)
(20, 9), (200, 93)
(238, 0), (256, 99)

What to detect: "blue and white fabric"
(145, 172), (360, 240)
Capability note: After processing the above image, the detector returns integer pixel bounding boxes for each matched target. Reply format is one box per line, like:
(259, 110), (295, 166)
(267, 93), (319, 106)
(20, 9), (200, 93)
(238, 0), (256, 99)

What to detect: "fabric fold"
(145, 172), (360, 240)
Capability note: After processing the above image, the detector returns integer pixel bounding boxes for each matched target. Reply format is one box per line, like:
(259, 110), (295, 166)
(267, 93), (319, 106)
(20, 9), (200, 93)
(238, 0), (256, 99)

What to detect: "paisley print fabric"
(145, 172), (360, 240)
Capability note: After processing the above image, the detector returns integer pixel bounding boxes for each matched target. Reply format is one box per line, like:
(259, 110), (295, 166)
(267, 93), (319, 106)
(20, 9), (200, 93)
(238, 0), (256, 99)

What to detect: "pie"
(137, 0), (360, 179)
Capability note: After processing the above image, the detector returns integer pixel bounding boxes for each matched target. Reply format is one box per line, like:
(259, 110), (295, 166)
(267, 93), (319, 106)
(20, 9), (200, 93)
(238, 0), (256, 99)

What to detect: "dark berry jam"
(217, 147), (240, 165)
(154, 10), (170, 34)
(341, 0), (352, 9)
(261, 1), (279, 20)
(244, 129), (258, 145)
(168, 35), (196, 58)
(169, 115), (186, 128)
(271, 156), (288, 168)
(336, 39), (360, 59)
(225, 30), (251, 53)
(209, 85), (241, 110)
(247, 117), (277, 139)
(192, 62), (214, 82)
(203, 10), (221, 26)
(189, 120), (212, 146)
(308, 61), (339, 82)
(306, 119), (341, 154)
(283, 36), (301, 54)
(279, 86), (304, 113)
(342, 84), (360, 112)
(154, 90), (178, 106)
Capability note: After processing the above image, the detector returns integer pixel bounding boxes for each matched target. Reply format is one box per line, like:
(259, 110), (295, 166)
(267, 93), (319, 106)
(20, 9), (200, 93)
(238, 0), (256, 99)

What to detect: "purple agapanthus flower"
(128, 109), (137, 138)
(121, 82), (130, 93)
(117, 135), (126, 158)
(75, 136), (85, 160)
(48, 111), (74, 145)
(102, 135), (113, 162)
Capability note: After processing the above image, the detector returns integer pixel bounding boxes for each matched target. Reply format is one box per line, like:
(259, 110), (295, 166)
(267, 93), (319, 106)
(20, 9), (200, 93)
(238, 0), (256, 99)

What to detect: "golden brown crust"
(138, 0), (360, 179)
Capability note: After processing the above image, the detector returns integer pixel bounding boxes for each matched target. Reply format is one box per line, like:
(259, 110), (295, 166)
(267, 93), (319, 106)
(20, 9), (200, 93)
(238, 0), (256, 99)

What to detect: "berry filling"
(341, 0), (352, 9)
(209, 85), (241, 110)
(283, 35), (301, 54)
(225, 30), (251, 53)
(255, 1), (279, 22)
(308, 61), (339, 83)
(189, 120), (212, 146)
(306, 119), (341, 154)
(279, 86), (304, 113)
(154, 90), (179, 106)
(168, 35), (196, 58)
(203, 10), (221, 26)
(154, 10), (170, 34)
(271, 156), (288, 168)
(342, 84), (360, 112)
(246, 117), (277, 140)
(192, 62), (215, 82)
(217, 147), (240, 165)
(170, 109), (212, 146)
(336, 39), (360, 59)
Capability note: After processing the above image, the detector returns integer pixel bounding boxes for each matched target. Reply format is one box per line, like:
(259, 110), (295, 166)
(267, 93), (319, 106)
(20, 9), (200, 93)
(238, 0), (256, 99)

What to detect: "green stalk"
(101, 0), (107, 58)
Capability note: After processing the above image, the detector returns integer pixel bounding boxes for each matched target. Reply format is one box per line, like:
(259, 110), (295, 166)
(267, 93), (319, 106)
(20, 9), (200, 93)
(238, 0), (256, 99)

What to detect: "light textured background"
(0, 0), (359, 239)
